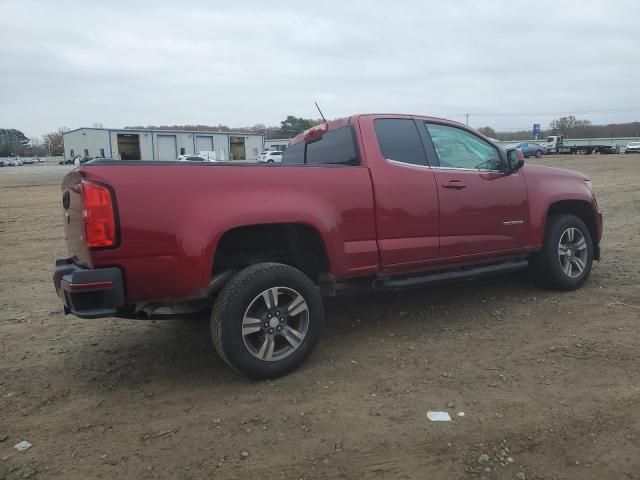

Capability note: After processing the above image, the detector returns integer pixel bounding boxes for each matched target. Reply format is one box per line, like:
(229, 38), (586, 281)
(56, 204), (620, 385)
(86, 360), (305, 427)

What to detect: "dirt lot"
(1, 156), (638, 480)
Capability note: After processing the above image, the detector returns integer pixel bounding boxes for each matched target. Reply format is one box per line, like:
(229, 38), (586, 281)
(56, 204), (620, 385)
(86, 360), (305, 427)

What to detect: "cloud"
(1, 0), (638, 137)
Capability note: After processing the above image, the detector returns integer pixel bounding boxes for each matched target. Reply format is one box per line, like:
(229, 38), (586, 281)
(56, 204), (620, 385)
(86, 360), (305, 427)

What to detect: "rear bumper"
(53, 258), (124, 318)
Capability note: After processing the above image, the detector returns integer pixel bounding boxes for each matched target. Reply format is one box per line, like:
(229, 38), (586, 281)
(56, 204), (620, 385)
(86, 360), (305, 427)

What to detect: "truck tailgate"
(61, 169), (91, 267)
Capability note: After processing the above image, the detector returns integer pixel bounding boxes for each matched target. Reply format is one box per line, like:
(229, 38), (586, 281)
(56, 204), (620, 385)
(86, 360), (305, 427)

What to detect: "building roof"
(63, 127), (264, 136)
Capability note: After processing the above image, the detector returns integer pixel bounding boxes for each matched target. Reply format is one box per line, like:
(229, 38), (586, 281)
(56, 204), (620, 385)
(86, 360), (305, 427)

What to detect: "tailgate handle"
(442, 180), (466, 189)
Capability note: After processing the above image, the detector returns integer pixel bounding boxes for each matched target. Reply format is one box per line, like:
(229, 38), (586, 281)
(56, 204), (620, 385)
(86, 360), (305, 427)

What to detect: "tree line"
(0, 127), (68, 157)
(478, 116), (640, 141)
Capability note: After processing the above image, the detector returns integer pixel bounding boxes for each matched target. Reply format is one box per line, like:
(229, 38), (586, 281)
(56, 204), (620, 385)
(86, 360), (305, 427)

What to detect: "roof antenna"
(315, 101), (327, 122)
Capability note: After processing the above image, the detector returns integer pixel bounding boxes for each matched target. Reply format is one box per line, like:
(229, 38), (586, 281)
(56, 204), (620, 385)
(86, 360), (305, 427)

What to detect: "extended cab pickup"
(54, 114), (602, 378)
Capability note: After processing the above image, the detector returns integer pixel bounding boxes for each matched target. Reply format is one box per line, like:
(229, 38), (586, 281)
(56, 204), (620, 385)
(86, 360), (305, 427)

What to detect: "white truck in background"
(543, 135), (620, 155)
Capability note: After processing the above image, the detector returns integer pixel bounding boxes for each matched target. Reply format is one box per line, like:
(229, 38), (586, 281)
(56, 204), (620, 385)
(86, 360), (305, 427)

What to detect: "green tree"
(0, 128), (30, 156)
(279, 116), (314, 136)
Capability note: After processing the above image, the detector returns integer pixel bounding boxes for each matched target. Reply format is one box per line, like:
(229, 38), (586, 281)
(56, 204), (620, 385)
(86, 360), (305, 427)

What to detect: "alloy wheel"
(241, 287), (309, 361)
(558, 227), (588, 278)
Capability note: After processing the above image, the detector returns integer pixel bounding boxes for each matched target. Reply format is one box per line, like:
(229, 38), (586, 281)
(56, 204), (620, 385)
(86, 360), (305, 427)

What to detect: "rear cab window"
(374, 118), (428, 166)
(281, 142), (305, 164)
(282, 126), (359, 166)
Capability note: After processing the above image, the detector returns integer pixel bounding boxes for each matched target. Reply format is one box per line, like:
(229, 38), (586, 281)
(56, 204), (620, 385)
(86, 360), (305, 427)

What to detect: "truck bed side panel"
(79, 164), (378, 303)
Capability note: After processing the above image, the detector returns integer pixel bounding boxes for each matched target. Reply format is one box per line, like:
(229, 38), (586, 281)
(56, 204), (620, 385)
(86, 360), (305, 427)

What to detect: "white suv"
(259, 151), (283, 163)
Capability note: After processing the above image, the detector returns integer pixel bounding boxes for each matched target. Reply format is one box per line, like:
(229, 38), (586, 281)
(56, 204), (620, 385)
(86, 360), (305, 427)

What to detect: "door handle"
(442, 180), (466, 189)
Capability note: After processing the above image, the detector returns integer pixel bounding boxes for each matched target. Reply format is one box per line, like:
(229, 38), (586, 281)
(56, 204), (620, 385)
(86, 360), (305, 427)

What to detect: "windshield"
(546, 137), (555, 142)
(628, 142), (640, 147)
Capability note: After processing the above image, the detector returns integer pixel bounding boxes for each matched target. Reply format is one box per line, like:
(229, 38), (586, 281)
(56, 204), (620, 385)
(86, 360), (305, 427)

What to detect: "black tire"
(211, 263), (324, 379)
(267, 159), (274, 163)
(530, 214), (594, 290)
(535, 149), (543, 158)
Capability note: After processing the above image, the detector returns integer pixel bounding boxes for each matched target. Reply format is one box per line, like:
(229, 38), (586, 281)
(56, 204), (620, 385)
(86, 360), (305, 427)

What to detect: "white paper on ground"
(427, 411), (451, 422)
(14, 440), (32, 452)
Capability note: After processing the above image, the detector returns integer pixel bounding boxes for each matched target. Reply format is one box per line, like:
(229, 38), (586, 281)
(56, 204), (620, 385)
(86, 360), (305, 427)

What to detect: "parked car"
(53, 113), (602, 379)
(196, 151), (218, 162)
(177, 155), (207, 162)
(259, 150), (283, 163)
(509, 142), (546, 158)
(624, 142), (640, 154)
(22, 157), (35, 165)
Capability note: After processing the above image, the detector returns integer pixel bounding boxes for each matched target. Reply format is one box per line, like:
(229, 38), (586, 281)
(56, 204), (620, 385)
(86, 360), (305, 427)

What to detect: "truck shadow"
(321, 272), (535, 340)
(66, 271), (537, 388)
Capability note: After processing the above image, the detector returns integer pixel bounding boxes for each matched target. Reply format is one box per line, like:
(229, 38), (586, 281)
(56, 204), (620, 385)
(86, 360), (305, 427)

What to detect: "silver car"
(624, 142), (640, 154)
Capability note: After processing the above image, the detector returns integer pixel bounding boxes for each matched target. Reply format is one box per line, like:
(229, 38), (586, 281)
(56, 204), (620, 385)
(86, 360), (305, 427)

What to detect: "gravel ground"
(0, 155), (639, 480)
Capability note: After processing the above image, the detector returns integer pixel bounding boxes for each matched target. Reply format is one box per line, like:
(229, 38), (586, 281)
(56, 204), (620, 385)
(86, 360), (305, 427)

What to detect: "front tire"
(211, 263), (324, 379)
(530, 214), (594, 290)
(535, 149), (543, 158)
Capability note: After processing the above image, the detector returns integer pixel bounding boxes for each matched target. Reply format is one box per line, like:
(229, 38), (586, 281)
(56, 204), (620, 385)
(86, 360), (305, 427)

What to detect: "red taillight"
(81, 180), (116, 248)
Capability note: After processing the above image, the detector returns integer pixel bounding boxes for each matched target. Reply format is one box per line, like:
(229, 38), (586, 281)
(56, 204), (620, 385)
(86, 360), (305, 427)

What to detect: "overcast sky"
(1, 0), (639, 138)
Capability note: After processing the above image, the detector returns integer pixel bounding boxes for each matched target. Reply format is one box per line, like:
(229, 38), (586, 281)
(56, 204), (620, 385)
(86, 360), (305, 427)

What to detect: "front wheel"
(535, 149), (543, 158)
(211, 263), (324, 379)
(530, 214), (594, 290)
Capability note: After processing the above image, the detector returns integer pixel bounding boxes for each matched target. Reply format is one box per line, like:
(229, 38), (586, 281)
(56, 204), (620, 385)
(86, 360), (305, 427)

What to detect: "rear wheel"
(211, 263), (324, 379)
(530, 214), (594, 290)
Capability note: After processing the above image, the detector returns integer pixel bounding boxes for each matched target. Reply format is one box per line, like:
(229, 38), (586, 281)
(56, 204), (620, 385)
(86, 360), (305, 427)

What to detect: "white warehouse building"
(63, 127), (265, 162)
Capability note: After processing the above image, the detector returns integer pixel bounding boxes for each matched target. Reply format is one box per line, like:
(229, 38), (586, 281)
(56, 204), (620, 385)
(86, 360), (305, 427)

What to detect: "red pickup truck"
(54, 114), (602, 378)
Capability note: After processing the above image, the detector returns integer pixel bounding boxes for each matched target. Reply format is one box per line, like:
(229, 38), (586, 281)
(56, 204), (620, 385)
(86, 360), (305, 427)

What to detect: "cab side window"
(425, 123), (501, 171)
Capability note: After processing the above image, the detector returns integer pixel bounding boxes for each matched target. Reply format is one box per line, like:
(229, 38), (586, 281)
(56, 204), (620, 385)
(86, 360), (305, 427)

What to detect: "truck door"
(420, 121), (528, 259)
(358, 116), (440, 270)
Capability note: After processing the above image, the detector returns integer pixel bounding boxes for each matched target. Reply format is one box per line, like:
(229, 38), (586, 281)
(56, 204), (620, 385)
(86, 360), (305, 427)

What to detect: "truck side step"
(374, 259), (529, 290)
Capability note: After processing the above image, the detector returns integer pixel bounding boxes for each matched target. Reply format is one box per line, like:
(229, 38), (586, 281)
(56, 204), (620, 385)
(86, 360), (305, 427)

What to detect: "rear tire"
(530, 214), (594, 290)
(211, 263), (324, 379)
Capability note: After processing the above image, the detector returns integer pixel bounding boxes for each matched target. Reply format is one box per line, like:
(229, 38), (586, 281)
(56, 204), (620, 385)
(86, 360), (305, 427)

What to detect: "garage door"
(157, 135), (177, 161)
(196, 136), (213, 152)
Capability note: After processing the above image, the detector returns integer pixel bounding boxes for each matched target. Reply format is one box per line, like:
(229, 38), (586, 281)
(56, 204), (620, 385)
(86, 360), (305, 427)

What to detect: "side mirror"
(506, 148), (525, 173)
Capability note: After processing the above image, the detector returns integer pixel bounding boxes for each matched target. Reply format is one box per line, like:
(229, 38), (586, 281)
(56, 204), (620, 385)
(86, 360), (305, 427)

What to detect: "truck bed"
(61, 160), (378, 303)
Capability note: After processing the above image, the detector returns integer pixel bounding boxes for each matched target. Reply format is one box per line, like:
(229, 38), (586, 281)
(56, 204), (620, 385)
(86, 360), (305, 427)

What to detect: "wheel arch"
(546, 200), (599, 255)
(212, 223), (332, 284)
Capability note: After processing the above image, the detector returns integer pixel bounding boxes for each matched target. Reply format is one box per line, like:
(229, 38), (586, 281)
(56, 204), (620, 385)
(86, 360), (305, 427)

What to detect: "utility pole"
(465, 113), (470, 126)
